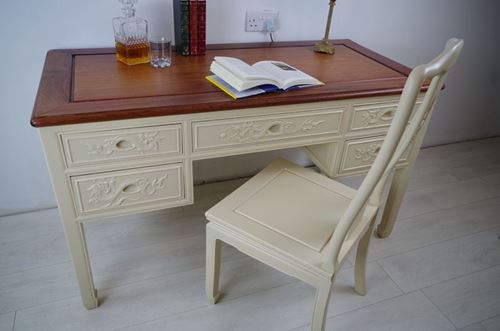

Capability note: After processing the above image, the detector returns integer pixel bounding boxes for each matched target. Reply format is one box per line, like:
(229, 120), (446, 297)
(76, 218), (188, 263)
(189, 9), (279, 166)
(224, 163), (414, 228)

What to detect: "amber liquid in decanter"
(115, 40), (150, 65)
(113, 0), (150, 65)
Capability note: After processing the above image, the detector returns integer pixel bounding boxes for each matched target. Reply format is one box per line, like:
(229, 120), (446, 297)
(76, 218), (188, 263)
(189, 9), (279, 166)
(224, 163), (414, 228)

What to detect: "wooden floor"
(1, 137), (500, 331)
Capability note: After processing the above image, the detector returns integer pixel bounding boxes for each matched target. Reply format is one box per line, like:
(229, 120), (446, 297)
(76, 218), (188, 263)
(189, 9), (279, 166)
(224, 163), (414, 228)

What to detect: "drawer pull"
(380, 109), (395, 121)
(267, 123), (283, 134)
(115, 139), (133, 150)
(122, 183), (137, 193)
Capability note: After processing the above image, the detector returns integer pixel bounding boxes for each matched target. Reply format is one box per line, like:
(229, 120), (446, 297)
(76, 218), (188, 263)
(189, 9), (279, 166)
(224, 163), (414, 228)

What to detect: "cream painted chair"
(205, 38), (463, 331)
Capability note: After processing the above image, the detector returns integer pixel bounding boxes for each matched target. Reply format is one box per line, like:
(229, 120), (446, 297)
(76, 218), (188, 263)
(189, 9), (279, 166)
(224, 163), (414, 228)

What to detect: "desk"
(31, 40), (429, 309)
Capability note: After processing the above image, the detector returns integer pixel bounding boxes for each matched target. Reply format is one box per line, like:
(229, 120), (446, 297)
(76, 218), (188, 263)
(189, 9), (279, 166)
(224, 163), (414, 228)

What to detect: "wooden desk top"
(31, 39), (413, 127)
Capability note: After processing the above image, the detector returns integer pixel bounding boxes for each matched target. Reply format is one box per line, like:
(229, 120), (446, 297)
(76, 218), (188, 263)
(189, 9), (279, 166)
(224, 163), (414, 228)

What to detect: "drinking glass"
(149, 36), (172, 68)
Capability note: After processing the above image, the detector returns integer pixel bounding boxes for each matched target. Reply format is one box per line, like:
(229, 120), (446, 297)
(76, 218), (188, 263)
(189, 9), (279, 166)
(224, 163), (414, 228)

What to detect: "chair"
(204, 38), (463, 331)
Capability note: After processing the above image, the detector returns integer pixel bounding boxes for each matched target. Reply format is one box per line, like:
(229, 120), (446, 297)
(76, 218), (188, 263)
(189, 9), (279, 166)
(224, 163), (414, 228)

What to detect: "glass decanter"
(112, 0), (150, 65)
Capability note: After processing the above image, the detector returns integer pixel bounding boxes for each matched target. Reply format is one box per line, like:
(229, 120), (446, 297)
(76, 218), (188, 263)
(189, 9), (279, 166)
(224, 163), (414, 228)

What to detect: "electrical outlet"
(245, 10), (279, 32)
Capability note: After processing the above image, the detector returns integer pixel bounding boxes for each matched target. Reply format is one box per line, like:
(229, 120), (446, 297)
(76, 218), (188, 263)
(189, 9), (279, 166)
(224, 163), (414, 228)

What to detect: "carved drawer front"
(339, 136), (410, 174)
(71, 163), (188, 217)
(192, 108), (343, 153)
(350, 100), (422, 132)
(350, 101), (398, 132)
(61, 124), (182, 167)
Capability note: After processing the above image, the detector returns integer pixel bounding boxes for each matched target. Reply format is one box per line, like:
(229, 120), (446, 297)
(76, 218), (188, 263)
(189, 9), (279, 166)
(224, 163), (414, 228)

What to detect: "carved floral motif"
(359, 107), (395, 127)
(137, 132), (163, 152)
(87, 131), (164, 155)
(219, 119), (325, 143)
(353, 144), (381, 162)
(86, 174), (168, 209)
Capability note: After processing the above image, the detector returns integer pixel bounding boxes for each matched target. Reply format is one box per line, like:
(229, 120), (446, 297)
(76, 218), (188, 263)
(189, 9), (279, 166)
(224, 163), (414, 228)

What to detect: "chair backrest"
(322, 38), (464, 269)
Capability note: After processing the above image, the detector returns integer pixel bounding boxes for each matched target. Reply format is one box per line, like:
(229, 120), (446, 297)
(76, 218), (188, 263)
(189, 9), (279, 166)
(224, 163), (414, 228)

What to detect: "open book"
(206, 56), (323, 99)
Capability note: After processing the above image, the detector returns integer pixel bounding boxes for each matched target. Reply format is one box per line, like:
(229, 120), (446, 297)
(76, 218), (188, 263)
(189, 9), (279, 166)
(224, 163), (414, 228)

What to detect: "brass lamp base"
(314, 0), (337, 55)
(314, 40), (335, 55)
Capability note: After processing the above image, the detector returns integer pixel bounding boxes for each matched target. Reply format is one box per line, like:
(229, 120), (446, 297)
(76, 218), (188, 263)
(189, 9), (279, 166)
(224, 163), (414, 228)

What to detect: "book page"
(253, 61), (321, 89)
(214, 57), (273, 81)
(211, 61), (280, 91)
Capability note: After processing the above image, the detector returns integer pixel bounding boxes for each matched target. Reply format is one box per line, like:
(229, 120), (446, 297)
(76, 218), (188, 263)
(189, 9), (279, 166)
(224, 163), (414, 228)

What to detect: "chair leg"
(311, 282), (333, 331)
(206, 226), (222, 304)
(354, 217), (376, 295)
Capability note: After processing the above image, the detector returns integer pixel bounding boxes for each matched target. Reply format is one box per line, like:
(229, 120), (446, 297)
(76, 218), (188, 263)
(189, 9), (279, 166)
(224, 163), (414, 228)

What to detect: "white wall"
(0, 0), (499, 215)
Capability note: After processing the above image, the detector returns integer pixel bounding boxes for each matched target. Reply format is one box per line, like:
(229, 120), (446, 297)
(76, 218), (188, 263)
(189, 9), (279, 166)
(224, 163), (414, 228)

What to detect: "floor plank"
(293, 292), (455, 331)
(0, 263), (77, 314)
(482, 315), (500, 331)
(0, 231), (70, 277)
(397, 178), (500, 220)
(422, 266), (500, 328)
(378, 227), (500, 292)
(0, 312), (14, 331)
(0, 209), (61, 244)
(352, 197), (500, 263)
(457, 323), (488, 331)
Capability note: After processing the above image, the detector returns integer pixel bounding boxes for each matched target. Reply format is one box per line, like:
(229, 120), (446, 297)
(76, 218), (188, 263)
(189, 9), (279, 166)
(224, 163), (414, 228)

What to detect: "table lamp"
(314, 0), (337, 55)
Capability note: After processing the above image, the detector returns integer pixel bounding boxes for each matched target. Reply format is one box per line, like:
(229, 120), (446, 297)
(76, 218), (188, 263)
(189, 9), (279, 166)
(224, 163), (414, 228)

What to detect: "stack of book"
(173, 0), (206, 56)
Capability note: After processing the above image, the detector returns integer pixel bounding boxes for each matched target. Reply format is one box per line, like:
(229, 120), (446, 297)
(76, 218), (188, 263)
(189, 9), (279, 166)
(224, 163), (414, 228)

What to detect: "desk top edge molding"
(31, 39), (414, 128)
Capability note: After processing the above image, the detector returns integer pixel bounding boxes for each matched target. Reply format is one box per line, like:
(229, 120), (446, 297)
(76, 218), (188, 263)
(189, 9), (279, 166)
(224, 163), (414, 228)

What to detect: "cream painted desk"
(31, 40), (429, 309)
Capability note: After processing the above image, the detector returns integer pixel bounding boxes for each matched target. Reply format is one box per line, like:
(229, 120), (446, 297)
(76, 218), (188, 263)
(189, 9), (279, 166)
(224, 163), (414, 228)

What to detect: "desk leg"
(60, 215), (99, 309)
(40, 129), (99, 309)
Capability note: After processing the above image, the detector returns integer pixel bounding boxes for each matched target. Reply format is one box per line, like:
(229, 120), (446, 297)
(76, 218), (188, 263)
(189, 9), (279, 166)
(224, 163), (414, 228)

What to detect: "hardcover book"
(189, 0), (199, 55)
(197, 0), (206, 55)
(173, 0), (190, 56)
(207, 56), (323, 99)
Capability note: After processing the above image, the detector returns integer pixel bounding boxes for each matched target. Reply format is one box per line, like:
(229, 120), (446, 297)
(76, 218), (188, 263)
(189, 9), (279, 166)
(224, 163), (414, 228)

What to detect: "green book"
(173, 0), (190, 56)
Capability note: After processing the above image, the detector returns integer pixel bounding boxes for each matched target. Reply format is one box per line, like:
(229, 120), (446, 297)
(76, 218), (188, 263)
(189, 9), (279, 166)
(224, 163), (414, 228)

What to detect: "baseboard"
(0, 204), (58, 218)
(421, 134), (500, 149)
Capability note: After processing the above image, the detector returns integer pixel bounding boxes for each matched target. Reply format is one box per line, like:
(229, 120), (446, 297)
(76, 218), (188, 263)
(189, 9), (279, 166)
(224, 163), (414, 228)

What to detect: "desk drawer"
(339, 136), (410, 175)
(70, 163), (189, 217)
(349, 99), (422, 132)
(349, 100), (398, 132)
(61, 124), (182, 167)
(192, 108), (343, 153)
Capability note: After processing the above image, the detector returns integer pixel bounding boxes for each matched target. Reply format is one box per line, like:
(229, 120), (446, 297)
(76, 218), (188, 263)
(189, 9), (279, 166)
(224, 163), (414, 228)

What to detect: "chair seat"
(206, 158), (378, 268)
